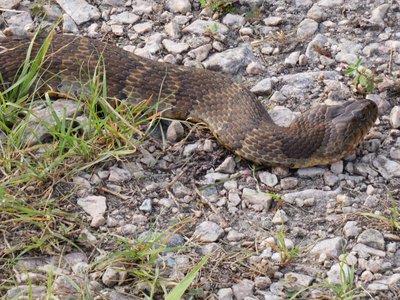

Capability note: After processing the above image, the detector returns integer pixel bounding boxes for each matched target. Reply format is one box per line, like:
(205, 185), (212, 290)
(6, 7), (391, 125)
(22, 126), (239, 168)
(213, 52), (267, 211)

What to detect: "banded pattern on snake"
(0, 34), (378, 168)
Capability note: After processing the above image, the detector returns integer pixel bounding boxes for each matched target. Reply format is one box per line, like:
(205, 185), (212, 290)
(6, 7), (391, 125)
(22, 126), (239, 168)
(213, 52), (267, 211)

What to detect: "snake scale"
(0, 34), (378, 168)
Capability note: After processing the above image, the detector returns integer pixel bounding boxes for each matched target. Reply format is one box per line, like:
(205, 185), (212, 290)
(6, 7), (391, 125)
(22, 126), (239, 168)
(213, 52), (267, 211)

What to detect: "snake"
(0, 34), (378, 168)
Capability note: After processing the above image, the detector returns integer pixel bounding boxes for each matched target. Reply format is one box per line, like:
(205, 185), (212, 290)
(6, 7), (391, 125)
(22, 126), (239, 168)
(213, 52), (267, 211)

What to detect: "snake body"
(0, 34), (378, 168)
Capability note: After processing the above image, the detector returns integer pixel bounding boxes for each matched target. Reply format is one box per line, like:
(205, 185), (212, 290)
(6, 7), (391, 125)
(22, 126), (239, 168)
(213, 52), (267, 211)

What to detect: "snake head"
(333, 99), (378, 155)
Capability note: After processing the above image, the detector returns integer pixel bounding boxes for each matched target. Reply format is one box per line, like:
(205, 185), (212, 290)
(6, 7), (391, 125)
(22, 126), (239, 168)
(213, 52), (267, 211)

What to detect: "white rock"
(193, 221), (224, 242)
(250, 78), (272, 95)
(162, 39), (189, 54)
(263, 16), (283, 26)
(166, 0), (191, 13)
(343, 221), (361, 238)
(327, 263), (351, 285)
(357, 229), (385, 250)
(102, 265), (127, 287)
(369, 4), (390, 28)
(133, 21), (153, 34)
(77, 196), (107, 228)
(109, 11), (140, 24)
(259, 171), (278, 187)
(390, 106), (400, 129)
(297, 18), (318, 38)
(372, 155), (400, 179)
(56, 0), (100, 25)
(204, 46), (256, 74)
(272, 209), (289, 224)
(232, 279), (254, 300)
(284, 51), (300, 66)
(215, 157), (236, 174)
(222, 13), (245, 27)
(165, 21), (181, 39)
(183, 20), (229, 35)
(310, 237), (346, 259)
(0, 0), (21, 9)
(242, 188), (273, 210)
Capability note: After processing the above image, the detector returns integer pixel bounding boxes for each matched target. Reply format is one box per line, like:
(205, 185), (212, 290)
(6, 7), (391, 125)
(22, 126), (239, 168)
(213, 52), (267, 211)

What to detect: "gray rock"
(246, 61), (266, 75)
(109, 166), (132, 182)
(254, 276), (272, 289)
(232, 279), (254, 300)
(183, 141), (201, 156)
(166, 234), (185, 248)
(283, 188), (340, 203)
(167, 121), (185, 143)
(183, 20), (229, 35)
(110, 11), (140, 24)
(272, 209), (289, 224)
(143, 32), (165, 54)
(102, 265), (127, 287)
(188, 44), (212, 62)
(372, 155), (400, 179)
(390, 106), (400, 129)
(324, 171), (339, 186)
(297, 18), (318, 38)
(284, 272), (314, 288)
(20, 99), (84, 146)
(165, 20), (181, 39)
(5, 286), (46, 299)
(353, 163), (378, 178)
(218, 288), (233, 300)
(133, 22), (153, 34)
(317, 0), (343, 7)
(307, 4), (327, 22)
(223, 13), (245, 27)
(343, 221), (361, 238)
(215, 157), (236, 174)
(305, 34), (329, 60)
(172, 182), (192, 197)
(226, 230), (245, 241)
(259, 171), (278, 187)
(369, 4), (390, 28)
(310, 237), (346, 259)
(228, 191), (241, 206)
(330, 160), (344, 174)
(280, 177), (298, 190)
(242, 188), (273, 210)
(204, 172), (230, 183)
(263, 16), (283, 26)
(284, 51), (300, 66)
(131, 0), (153, 14)
(204, 46), (256, 74)
(162, 39), (189, 54)
(193, 221), (224, 242)
(250, 78), (272, 95)
(297, 167), (325, 178)
(111, 24), (124, 36)
(62, 14), (79, 33)
(327, 263), (351, 285)
(77, 195), (107, 228)
(0, 0), (21, 9)
(352, 243), (386, 258)
(139, 199), (152, 212)
(166, 0), (191, 13)
(269, 106), (296, 127)
(390, 147), (400, 160)
(56, 0), (100, 25)
(357, 229), (385, 250)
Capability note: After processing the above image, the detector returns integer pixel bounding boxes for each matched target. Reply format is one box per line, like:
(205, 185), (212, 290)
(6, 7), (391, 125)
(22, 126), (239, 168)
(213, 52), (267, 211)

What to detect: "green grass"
(268, 225), (300, 266)
(360, 193), (400, 231)
(0, 29), (208, 298)
(289, 254), (364, 300)
(345, 57), (382, 94)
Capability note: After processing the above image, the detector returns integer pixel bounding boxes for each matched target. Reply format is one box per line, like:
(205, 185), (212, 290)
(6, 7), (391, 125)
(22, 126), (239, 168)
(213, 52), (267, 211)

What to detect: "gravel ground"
(1, 0), (400, 299)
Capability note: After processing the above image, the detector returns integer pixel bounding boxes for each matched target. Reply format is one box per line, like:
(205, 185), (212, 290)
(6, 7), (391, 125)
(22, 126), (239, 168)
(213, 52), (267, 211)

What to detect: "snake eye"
(355, 110), (367, 122)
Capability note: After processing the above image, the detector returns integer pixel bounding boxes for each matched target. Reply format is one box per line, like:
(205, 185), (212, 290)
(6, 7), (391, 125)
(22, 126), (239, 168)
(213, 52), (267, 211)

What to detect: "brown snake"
(0, 34), (378, 168)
